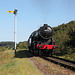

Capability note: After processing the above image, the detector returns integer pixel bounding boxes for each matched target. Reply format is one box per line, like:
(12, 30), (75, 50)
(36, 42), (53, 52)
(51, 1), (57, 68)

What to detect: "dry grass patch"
(0, 50), (41, 75)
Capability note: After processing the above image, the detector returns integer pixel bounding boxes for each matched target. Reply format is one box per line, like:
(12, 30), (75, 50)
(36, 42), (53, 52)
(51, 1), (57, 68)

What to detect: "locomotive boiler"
(28, 24), (57, 56)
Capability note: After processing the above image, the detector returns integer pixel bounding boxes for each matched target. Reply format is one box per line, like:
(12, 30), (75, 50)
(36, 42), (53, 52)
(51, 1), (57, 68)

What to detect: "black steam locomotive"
(28, 24), (57, 56)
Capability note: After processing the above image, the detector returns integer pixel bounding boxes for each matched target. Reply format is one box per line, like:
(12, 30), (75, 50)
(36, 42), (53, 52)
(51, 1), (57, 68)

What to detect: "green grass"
(0, 50), (41, 75)
(55, 53), (75, 61)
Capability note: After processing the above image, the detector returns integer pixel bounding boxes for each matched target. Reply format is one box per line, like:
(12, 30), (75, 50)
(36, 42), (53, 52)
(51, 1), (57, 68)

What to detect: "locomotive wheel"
(29, 47), (31, 52)
(32, 49), (34, 54)
(37, 50), (39, 55)
(32, 43), (36, 55)
(51, 49), (53, 56)
(46, 51), (50, 56)
(42, 50), (46, 56)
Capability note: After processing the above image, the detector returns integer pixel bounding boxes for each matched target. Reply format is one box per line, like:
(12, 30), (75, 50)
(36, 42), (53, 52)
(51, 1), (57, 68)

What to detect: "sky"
(0, 0), (75, 43)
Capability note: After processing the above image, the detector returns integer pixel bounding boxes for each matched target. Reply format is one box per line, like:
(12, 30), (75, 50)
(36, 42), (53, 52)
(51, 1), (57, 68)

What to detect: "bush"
(0, 46), (7, 51)
(53, 21), (75, 55)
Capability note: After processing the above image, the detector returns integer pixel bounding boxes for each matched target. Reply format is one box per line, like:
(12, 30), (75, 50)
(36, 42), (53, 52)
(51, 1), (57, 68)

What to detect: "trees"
(17, 41), (28, 49)
(0, 41), (28, 51)
(53, 21), (75, 55)
(0, 42), (14, 50)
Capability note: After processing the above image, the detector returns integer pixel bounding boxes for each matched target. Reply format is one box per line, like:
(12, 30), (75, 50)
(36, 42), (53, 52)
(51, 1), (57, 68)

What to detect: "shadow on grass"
(14, 50), (34, 58)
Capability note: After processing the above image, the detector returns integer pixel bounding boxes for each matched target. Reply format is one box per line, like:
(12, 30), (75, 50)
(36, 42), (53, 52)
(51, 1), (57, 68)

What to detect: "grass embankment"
(0, 50), (41, 75)
(58, 53), (75, 61)
(54, 53), (75, 61)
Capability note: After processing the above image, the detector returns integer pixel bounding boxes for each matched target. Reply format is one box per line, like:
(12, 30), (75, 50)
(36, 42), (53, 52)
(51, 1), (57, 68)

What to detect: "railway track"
(40, 56), (75, 71)
(25, 50), (75, 71)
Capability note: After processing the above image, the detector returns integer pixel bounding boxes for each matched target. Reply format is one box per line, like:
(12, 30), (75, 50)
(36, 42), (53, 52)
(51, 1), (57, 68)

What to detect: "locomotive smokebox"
(39, 24), (53, 39)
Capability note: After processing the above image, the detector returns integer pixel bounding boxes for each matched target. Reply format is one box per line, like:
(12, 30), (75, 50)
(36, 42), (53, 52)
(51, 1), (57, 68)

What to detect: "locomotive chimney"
(44, 24), (48, 26)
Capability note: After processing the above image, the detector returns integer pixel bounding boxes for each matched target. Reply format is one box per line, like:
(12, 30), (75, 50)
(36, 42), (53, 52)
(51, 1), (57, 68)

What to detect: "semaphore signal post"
(7, 9), (18, 56)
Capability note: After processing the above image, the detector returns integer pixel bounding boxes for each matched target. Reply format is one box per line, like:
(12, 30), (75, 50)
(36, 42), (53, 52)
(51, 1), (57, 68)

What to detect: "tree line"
(0, 41), (28, 51)
(53, 21), (75, 55)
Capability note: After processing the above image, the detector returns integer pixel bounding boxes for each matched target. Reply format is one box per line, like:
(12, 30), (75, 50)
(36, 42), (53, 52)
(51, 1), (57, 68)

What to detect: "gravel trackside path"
(15, 50), (75, 75)
(29, 56), (75, 75)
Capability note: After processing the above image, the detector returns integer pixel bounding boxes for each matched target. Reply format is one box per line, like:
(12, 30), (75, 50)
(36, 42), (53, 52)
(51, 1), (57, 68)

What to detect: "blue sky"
(0, 0), (75, 43)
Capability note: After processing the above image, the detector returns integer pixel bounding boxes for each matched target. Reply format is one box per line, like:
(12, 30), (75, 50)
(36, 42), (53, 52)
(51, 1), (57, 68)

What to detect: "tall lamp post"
(7, 9), (18, 55)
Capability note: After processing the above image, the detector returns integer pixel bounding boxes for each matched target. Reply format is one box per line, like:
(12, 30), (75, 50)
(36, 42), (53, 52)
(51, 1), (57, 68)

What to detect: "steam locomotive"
(28, 24), (57, 56)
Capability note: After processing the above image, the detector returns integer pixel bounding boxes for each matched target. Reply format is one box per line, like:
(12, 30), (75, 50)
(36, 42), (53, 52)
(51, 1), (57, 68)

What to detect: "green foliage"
(0, 41), (28, 51)
(17, 41), (28, 49)
(0, 46), (7, 51)
(53, 21), (75, 55)
(0, 42), (14, 50)
(58, 53), (75, 61)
